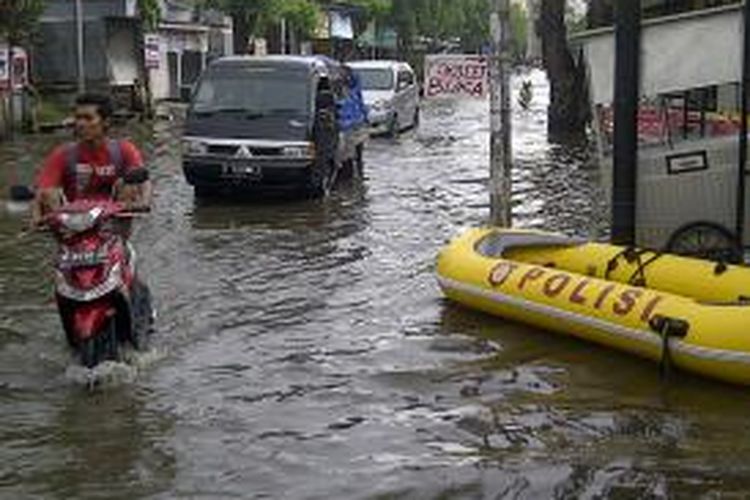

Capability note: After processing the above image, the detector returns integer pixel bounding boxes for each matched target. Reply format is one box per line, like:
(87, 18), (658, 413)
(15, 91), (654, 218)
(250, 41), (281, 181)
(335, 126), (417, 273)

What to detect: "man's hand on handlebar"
(115, 168), (152, 213)
(30, 188), (62, 229)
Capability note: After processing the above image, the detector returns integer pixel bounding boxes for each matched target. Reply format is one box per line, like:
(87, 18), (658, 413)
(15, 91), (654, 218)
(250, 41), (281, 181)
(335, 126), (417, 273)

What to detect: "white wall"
(577, 5), (743, 104)
(107, 26), (138, 85)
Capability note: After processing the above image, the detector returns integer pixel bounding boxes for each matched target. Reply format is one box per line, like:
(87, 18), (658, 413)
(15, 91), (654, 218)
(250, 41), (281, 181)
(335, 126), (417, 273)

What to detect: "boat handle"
(649, 315), (690, 380)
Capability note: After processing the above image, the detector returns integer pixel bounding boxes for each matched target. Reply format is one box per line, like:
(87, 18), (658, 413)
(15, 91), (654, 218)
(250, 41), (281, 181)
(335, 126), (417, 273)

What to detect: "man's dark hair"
(75, 93), (113, 121)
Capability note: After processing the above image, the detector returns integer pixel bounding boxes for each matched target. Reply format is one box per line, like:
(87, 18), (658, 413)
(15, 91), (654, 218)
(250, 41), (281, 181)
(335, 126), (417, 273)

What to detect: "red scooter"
(43, 184), (153, 368)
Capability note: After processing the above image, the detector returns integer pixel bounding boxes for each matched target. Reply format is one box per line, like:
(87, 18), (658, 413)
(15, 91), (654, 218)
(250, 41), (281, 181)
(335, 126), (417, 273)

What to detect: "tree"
(539, 0), (588, 141)
(205, 0), (320, 54)
(510, 2), (528, 63)
(387, 0), (526, 58)
(0, 0), (45, 45)
(346, 0), (392, 20)
(137, 0), (161, 119)
(138, 0), (162, 31)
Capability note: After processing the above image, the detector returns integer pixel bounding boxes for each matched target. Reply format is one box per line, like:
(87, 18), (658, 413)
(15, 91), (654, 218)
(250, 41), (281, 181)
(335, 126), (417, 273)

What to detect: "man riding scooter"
(31, 93), (154, 367)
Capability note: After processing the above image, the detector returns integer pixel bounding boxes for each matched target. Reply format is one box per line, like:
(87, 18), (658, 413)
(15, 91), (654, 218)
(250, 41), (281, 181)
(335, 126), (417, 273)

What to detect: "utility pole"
(75, 0), (85, 93)
(280, 18), (287, 55)
(736, 0), (750, 245)
(611, 0), (640, 245)
(489, 0), (513, 226)
(7, 44), (15, 137)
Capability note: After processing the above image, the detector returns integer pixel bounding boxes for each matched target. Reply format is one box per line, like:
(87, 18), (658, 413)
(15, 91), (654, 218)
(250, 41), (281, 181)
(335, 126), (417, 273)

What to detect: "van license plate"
(223, 163), (261, 178)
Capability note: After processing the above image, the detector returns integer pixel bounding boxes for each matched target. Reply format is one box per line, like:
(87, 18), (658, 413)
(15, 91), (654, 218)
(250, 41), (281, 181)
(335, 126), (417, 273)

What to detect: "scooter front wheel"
(79, 319), (119, 369)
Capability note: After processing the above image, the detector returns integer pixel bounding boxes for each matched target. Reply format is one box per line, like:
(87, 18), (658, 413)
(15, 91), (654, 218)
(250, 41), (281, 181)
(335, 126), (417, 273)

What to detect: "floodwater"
(2, 70), (750, 499)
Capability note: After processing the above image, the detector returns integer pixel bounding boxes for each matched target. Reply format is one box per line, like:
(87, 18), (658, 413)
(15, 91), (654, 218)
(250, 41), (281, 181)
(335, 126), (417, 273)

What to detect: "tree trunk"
(136, 26), (154, 120)
(232, 12), (249, 54)
(539, 0), (588, 142)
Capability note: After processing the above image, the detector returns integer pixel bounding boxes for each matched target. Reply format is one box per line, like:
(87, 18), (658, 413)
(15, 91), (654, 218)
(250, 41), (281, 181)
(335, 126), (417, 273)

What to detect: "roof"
(209, 55), (342, 76)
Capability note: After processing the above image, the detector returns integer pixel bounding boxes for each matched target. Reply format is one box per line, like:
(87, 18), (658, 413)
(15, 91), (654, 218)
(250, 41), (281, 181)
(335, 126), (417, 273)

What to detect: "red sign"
(424, 55), (489, 99)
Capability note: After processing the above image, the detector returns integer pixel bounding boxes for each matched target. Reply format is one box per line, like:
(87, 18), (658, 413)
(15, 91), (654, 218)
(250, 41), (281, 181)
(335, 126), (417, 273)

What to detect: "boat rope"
(604, 247), (665, 287)
(649, 314), (690, 380)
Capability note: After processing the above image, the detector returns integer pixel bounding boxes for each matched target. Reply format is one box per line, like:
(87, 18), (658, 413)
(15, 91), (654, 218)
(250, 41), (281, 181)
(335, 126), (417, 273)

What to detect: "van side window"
(397, 70), (414, 90)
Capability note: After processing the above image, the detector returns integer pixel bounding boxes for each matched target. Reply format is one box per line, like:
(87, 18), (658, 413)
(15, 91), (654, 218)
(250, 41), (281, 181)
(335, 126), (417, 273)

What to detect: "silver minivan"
(349, 60), (420, 137)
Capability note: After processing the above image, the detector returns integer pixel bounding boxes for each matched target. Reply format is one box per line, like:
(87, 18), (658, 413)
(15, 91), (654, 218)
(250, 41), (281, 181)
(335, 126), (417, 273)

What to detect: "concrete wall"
(107, 22), (140, 85)
(148, 23), (232, 101)
(34, 20), (109, 86)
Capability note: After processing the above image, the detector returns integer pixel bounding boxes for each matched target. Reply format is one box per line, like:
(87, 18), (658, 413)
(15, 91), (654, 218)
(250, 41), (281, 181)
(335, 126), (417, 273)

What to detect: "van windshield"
(191, 65), (311, 117)
(354, 68), (394, 91)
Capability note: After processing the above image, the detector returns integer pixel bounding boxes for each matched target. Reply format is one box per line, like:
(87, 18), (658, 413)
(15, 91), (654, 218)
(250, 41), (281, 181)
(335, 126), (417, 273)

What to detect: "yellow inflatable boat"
(437, 228), (750, 385)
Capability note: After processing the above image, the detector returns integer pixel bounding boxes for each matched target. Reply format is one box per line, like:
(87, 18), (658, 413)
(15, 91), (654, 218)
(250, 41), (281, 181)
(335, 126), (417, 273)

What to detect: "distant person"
(337, 65), (368, 130)
(519, 80), (533, 111)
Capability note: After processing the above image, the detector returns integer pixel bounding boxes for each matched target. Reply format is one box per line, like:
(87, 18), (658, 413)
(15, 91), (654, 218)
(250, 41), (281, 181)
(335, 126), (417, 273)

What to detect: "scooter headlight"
(59, 207), (103, 233)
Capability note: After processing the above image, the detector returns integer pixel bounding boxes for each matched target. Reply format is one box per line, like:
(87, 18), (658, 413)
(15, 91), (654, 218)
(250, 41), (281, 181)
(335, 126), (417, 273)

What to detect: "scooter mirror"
(9, 185), (35, 202)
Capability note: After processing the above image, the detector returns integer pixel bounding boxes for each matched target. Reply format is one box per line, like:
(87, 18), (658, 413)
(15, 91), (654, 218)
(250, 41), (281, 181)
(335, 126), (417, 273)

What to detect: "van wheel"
(79, 319), (118, 369)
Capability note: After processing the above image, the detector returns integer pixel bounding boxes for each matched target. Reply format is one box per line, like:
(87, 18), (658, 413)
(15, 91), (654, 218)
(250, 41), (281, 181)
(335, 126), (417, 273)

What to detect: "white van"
(349, 60), (420, 137)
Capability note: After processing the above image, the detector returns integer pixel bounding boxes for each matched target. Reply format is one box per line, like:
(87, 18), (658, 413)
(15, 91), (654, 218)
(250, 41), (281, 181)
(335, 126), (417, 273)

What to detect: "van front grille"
(206, 144), (283, 157)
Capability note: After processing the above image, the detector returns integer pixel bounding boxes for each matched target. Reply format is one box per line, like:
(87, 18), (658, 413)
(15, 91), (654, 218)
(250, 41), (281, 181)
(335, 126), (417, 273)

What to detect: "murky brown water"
(2, 70), (750, 499)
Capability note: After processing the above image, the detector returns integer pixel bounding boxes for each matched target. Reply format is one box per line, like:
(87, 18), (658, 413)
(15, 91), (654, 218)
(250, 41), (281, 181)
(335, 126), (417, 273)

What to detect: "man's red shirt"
(36, 140), (143, 201)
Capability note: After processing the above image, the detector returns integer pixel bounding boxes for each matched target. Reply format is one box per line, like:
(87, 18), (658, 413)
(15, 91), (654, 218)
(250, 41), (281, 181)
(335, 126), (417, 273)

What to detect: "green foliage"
(205, 0), (321, 37)
(138, 0), (162, 31)
(387, 0), (527, 58)
(281, 0), (320, 35)
(0, 0), (45, 44)
(346, 0), (392, 20)
(510, 2), (528, 61)
(203, 0), (528, 59)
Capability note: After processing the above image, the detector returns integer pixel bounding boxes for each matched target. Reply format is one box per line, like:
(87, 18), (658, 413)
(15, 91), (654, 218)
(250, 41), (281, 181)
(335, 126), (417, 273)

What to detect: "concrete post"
(489, 0), (513, 227)
(75, 0), (86, 93)
(611, 0), (640, 245)
(736, 0), (750, 244)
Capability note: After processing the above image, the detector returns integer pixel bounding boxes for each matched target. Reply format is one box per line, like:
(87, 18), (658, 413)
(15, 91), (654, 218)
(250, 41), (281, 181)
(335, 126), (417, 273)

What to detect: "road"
(2, 70), (749, 499)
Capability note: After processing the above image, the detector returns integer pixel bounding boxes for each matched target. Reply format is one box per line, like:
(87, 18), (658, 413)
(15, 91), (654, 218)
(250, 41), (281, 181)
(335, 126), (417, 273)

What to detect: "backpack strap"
(106, 139), (127, 178)
(65, 142), (79, 199)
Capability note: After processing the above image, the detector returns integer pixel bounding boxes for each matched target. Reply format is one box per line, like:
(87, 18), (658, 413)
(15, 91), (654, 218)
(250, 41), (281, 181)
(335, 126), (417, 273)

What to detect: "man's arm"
(118, 140), (152, 211)
(31, 146), (66, 227)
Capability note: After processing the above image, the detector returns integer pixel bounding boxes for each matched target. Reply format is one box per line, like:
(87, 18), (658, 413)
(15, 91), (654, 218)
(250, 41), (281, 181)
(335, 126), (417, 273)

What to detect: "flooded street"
(3, 71), (750, 499)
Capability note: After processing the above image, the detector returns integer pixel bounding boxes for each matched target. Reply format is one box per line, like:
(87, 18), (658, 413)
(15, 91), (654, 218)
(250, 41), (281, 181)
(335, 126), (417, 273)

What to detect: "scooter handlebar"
(115, 205), (151, 218)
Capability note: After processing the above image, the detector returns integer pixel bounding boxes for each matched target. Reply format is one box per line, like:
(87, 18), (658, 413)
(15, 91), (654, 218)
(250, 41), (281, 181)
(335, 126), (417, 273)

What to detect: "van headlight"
(182, 139), (208, 156)
(282, 144), (314, 158)
(370, 100), (390, 112)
